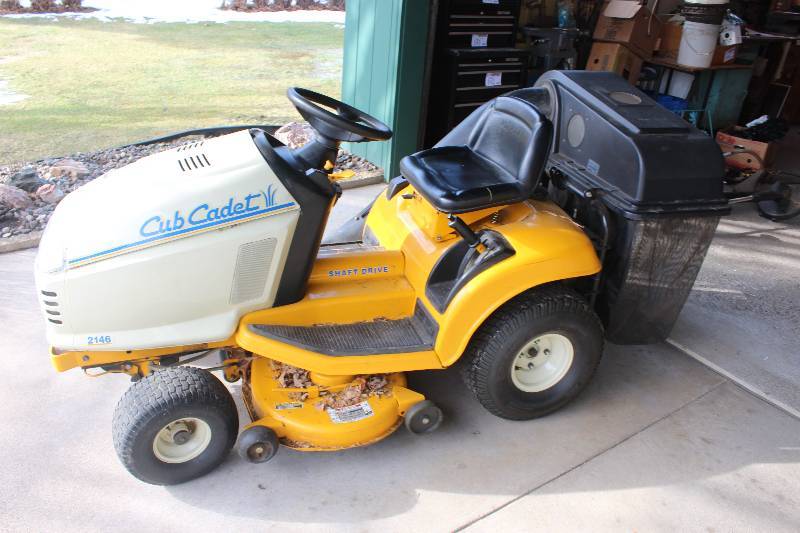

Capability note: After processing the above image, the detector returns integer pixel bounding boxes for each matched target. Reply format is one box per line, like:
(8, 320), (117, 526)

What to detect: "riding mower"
(34, 71), (728, 485)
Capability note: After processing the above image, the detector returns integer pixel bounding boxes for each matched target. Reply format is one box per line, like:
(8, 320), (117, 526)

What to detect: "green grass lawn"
(0, 18), (343, 164)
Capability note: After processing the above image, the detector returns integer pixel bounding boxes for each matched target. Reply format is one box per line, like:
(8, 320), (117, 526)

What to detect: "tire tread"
(112, 366), (238, 484)
(460, 285), (604, 420)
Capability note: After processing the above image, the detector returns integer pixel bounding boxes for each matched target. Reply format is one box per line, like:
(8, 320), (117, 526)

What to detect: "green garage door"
(341, 0), (431, 179)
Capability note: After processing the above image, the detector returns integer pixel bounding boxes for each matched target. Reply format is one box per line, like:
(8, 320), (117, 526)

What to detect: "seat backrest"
(438, 96), (552, 192)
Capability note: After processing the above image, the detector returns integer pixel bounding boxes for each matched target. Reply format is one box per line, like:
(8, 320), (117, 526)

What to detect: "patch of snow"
(4, 0), (346, 24)
(0, 80), (28, 106)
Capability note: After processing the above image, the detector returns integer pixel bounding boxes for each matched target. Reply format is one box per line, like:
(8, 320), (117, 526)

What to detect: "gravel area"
(0, 139), (188, 239)
(0, 125), (380, 244)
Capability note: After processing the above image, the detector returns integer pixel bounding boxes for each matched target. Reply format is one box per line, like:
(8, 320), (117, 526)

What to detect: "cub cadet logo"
(139, 186), (278, 237)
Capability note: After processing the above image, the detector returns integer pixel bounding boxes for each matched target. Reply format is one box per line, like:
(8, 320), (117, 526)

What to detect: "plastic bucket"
(660, 70), (695, 99)
(682, 2), (726, 24)
(678, 21), (720, 68)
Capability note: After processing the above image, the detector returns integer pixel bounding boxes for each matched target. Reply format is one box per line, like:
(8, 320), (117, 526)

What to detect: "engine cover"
(35, 130), (301, 351)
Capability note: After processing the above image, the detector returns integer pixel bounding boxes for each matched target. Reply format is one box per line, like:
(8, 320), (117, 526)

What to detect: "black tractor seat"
(400, 96), (552, 214)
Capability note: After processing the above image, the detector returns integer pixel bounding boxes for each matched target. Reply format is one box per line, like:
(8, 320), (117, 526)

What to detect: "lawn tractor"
(35, 71), (727, 485)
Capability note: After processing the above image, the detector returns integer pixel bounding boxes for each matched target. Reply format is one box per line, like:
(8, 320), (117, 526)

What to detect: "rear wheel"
(112, 366), (239, 485)
(460, 286), (603, 420)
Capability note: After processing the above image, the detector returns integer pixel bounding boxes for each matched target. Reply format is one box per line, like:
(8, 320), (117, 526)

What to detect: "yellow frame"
(50, 192), (600, 376)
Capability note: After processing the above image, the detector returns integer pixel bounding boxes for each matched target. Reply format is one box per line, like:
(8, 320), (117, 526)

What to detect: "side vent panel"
(40, 290), (64, 325)
(229, 238), (277, 305)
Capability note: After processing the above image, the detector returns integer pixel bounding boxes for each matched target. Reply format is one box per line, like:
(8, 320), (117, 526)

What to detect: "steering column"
(286, 87), (393, 172)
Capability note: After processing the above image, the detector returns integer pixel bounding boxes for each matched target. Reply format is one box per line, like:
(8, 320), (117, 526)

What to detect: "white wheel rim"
(510, 333), (575, 393)
(152, 417), (212, 464)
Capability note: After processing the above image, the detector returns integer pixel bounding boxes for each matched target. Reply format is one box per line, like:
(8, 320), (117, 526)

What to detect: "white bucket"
(661, 70), (695, 99)
(677, 21), (720, 68)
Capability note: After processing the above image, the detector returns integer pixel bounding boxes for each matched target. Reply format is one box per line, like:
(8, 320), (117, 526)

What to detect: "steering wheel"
(287, 87), (392, 143)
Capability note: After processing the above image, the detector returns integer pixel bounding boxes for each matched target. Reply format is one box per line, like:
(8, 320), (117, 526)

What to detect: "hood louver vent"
(177, 141), (204, 152)
(178, 153), (212, 172)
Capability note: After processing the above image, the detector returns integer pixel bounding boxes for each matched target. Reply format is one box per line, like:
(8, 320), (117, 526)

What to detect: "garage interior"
(343, 0), (800, 209)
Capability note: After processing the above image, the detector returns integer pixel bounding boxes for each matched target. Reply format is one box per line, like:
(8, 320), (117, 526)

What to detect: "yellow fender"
(432, 236), (601, 366)
(367, 193), (601, 368)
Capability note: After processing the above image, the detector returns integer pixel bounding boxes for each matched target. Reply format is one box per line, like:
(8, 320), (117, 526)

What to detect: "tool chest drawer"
(423, 0), (525, 146)
(450, 102), (485, 125)
(445, 0), (521, 16)
(440, 48), (528, 131)
(446, 48), (527, 92)
(453, 62), (526, 99)
(439, 0), (521, 49)
(444, 14), (518, 48)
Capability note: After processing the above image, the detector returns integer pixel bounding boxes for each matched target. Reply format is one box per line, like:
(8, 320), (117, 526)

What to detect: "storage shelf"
(647, 57), (754, 73)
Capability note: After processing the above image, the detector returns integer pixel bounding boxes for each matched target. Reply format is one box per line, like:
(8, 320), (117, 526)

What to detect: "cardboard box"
(586, 42), (644, 84)
(716, 129), (775, 170)
(711, 45), (738, 65)
(655, 19), (682, 61)
(593, 0), (662, 59)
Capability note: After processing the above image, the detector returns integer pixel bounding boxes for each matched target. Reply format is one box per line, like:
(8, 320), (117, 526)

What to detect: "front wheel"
(460, 286), (603, 420)
(112, 366), (239, 485)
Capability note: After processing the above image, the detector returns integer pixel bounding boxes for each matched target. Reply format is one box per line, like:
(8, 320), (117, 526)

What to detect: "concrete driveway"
(0, 185), (798, 532)
(670, 207), (800, 417)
